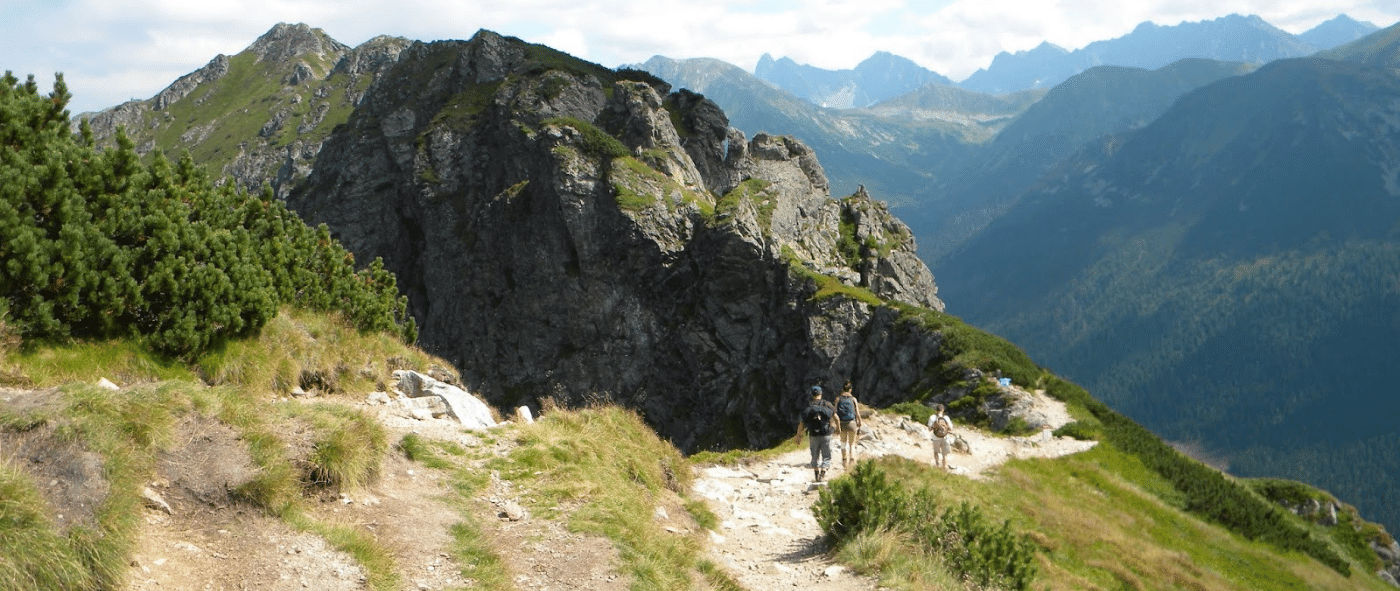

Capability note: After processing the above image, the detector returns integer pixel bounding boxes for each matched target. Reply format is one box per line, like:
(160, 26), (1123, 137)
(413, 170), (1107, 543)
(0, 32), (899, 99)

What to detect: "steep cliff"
(289, 31), (948, 452)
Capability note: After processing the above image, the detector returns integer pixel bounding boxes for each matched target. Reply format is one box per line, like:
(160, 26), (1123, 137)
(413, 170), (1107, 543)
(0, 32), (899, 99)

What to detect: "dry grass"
(195, 307), (445, 396)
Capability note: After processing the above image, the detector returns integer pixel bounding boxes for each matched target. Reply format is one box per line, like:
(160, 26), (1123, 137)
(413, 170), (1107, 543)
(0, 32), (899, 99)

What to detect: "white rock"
(97, 378), (120, 391)
(702, 466), (754, 479)
(516, 406), (534, 424)
(141, 487), (172, 514)
(692, 478), (736, 502)
(393, 370), (497, 429)
(823, 565), (846, 577)
(499, 501), (527, 521)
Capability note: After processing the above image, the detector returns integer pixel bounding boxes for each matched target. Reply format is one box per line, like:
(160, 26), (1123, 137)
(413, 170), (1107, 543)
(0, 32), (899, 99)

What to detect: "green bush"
(814, 462), (1039, 590)
(916, 501), (1039, 591)
(0, 73), (415, 358)
(543, 116), (629, 160)
(1053, 421), (1099, 441)
(887, 401), (933, 426)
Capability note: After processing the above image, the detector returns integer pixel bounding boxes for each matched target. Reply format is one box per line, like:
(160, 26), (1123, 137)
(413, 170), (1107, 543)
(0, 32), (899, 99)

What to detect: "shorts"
(931, 435), (951, 455)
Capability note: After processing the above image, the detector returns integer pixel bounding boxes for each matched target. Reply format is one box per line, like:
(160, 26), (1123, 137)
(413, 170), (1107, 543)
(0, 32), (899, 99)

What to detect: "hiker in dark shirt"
(794, 385), (840, 482)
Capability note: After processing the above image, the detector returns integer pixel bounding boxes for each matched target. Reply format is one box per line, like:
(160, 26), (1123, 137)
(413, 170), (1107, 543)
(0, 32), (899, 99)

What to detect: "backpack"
(836, 396), (857, 422)
(931, 415), (950, 438)
(803, 402), (834, 436)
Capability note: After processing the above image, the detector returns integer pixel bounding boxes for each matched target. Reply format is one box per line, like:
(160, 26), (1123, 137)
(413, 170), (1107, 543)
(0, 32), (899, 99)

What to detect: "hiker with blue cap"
(793, 384), (841, 482)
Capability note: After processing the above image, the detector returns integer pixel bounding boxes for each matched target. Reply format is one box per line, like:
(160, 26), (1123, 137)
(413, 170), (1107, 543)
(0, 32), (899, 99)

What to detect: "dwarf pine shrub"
(815, 461), (1039, 590)
(0, 73), (415, 358)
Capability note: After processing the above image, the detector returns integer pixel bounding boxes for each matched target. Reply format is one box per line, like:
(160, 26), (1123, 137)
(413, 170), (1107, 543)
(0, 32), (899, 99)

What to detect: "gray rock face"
(290, 30), (949, 452)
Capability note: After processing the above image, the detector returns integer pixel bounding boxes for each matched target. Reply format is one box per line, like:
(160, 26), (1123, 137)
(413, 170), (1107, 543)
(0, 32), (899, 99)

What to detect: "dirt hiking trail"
(692, 388), (1096, 590)
(4, 383), (1092, 590)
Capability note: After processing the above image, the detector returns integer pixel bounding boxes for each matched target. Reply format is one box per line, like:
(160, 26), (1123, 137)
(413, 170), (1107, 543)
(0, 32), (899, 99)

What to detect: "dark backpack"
(803, 402), (834, 436)
(836, 396), (857, 422)
(931, 416), (951, 438)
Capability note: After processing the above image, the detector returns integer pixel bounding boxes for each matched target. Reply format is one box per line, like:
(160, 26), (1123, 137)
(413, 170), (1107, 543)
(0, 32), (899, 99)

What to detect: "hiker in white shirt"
(927, 403), (953, 470)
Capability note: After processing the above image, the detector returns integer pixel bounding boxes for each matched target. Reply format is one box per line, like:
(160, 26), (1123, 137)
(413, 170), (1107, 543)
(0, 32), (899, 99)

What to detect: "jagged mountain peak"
(247, 22), (350, 65)
(80, 23), (411, 200)
(959, 13), (1314, 94)
(752, 49), (951, 108)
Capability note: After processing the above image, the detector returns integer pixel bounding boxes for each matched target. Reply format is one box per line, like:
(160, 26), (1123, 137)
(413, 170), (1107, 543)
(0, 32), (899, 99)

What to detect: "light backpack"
(836, 396), (857, 422)
(931, 415), (950, 438)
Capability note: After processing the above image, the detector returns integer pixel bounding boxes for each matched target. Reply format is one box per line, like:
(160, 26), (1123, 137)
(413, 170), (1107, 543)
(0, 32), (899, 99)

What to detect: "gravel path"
(693, 389), (1097, 590)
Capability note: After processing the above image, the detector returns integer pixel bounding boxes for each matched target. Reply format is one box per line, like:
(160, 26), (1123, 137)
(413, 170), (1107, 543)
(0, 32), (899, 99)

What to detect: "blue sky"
(2, 0), (1397, 114)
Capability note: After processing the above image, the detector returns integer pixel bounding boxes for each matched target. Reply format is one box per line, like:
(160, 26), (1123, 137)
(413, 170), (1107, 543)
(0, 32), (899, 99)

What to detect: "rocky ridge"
(287, 30), (953, 453)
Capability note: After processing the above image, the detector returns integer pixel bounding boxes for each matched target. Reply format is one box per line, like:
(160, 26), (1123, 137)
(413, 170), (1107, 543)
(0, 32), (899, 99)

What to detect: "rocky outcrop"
(289, 30), (953, 452)
(391, 370), (497, 429)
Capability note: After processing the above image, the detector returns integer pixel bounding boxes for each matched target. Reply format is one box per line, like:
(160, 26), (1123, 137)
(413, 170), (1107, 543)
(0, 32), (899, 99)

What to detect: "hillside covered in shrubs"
(0, 73), (415, 358)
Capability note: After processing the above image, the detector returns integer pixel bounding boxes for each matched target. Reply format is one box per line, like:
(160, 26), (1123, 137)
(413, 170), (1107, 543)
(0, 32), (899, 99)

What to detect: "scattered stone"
(141, 487), (172, 515)
(172, 541), (202, 554)
(498, 501), (527, 521)
(702, 466), (754, 479)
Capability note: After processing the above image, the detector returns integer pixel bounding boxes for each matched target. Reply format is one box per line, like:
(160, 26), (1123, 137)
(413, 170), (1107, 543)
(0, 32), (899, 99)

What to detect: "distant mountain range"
(933, 24), (1400, 536)
(639, 55), (1036, 207)
(754, 13), (1378, 101)
(754, 51), (953, 108)
(957, 13), (1369, 94)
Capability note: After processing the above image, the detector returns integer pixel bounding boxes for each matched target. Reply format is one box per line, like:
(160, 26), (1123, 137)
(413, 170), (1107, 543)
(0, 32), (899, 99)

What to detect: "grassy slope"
(0, 307), (1393, 590)
(88, 38), (367, 188)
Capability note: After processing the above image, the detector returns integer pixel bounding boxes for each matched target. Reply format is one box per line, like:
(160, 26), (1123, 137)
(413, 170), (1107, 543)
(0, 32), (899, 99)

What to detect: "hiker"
(793, 385), (840, 482)
(927, 403), (953, 470)
(834, 381), (862, 466)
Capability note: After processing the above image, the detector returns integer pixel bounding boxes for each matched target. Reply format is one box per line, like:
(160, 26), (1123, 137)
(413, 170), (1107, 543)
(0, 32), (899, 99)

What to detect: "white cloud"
(0, 0), (1394, 113)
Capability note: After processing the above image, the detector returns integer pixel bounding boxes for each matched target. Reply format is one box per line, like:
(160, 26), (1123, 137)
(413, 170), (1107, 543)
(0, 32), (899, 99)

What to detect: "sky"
(3, 0), (1397, 115)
